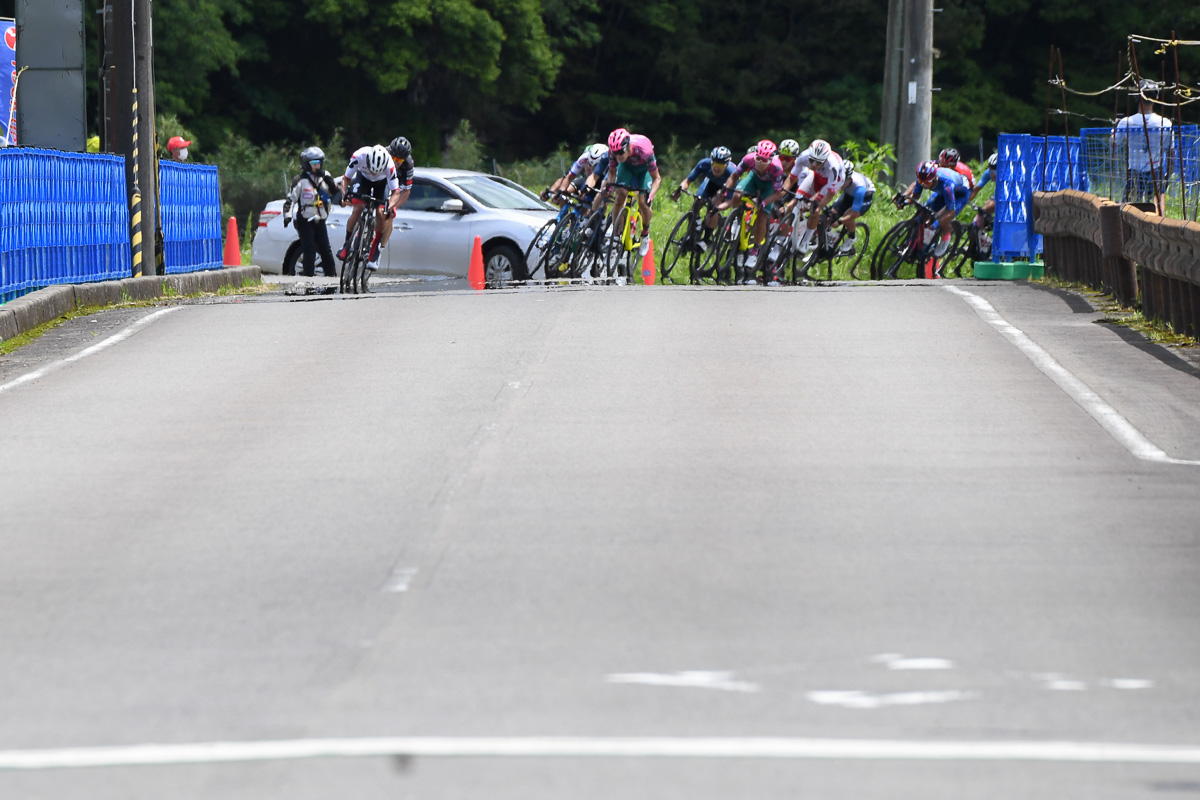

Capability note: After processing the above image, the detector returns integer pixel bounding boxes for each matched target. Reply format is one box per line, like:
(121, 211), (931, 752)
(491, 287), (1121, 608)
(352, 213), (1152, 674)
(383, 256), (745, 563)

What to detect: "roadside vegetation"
(1037, 276), (1200, 348)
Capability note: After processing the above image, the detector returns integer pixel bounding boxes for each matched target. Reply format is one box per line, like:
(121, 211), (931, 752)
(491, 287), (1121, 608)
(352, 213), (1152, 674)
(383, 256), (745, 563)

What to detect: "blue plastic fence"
(159, 161), (222, 274)
(0, 148), (224, 305)
(0, 148), (131, 303)
(992, 134), (1087, 261)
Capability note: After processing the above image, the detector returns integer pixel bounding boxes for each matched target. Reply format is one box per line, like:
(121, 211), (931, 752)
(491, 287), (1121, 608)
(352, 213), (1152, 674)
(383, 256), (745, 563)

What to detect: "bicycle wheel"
(845, 222), (871, 280)
(872, 219), (919, 280)
(543, 215), (579, 279)
(341, 217), (364, 294)
(604, 207), (631, 284)
(523, 218), (559, 279)
(570, 210), (606, 280)
(659, 210), (696, 285)
(709, 211), (741, 284)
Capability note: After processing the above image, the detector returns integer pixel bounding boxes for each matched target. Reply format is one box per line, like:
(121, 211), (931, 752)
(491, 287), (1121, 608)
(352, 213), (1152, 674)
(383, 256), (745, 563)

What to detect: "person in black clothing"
(283, 146), (341, 277)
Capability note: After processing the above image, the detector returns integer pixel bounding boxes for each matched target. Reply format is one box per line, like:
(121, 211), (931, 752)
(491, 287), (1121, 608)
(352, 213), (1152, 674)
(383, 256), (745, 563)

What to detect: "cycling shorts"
(833, 186), (875, 216)
(615, 161), (652, 193)
(347, 173), (389, 207)
(928, 186), (969, 216)
(735, 170), (776, 201)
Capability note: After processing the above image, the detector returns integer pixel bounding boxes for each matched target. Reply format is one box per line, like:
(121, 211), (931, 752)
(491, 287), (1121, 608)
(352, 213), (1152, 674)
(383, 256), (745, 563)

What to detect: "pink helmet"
(608, 128), (631, 153)
(754, 139), (777, 161)
(917, 160), (939, 184)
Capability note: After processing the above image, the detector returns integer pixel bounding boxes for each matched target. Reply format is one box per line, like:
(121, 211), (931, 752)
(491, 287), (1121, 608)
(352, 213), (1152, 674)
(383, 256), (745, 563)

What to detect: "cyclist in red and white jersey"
(783, 139), (846, 253)
(339, 144), (403, 271)
(938, 148), (975, 190)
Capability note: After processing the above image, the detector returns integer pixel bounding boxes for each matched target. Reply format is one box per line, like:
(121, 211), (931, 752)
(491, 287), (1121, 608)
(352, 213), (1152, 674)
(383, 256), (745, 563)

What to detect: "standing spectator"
(283, 146), (340, 278)
(166, 136), (191, 162)
(1113, 82), (1173, 214)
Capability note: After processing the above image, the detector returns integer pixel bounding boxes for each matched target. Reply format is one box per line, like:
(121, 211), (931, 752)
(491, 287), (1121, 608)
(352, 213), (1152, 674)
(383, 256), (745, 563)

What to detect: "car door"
(390, 180), (472, 276)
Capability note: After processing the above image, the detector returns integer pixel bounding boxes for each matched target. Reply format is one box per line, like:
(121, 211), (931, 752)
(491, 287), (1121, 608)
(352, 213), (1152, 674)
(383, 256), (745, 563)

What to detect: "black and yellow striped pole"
(130, 86), (144, 278)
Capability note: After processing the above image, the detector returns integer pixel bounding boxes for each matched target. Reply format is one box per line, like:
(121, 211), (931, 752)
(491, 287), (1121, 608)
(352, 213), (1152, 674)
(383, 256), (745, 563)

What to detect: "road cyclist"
(908, 158), (970, 259)
(544, 143), (609, 202)
(605, 128), (663, 270)
(670, 146), (735, 245)
(781, 139), (846, 259)
(937, 147), (975, 191)
(716, 139), (787, 284)
(338, 143), (403, 275)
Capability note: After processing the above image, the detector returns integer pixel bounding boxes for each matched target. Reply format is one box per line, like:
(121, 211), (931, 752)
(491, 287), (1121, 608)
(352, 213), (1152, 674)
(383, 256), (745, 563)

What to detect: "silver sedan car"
(251, 167), (556, 281)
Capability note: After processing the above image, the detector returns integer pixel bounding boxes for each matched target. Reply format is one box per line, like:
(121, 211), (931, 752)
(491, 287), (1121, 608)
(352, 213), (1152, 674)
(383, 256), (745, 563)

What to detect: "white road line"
(4, 737), (1200, 769)
(0, 307), (181, 397)
(944, 285), (1200, 466)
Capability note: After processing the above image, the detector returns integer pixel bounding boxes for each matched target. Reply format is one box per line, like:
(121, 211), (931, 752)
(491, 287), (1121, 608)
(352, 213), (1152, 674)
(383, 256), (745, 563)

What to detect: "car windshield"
(447, 175), (553, 211)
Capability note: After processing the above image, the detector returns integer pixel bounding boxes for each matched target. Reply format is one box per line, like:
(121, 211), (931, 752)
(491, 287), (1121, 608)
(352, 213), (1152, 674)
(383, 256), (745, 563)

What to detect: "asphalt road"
(1, 279), (1198, 798)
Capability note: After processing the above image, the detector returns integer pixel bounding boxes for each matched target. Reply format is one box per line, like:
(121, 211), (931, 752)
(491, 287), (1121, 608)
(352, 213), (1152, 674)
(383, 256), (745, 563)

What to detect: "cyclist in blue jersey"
(969, 153), (998, 229)
(671, 145), (734, 240)
(910, 160), (970, 257)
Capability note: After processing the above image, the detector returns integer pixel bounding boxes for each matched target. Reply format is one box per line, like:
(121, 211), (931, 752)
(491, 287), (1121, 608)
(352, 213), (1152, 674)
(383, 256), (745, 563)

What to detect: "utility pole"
(134, 0), (159, 274)
(896, 0), (933, 186)
(880, 0), (905, 176)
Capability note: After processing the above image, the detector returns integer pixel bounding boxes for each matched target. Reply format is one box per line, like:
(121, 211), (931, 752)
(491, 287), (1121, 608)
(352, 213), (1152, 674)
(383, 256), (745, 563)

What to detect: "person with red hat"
(167, 136), (191, 162)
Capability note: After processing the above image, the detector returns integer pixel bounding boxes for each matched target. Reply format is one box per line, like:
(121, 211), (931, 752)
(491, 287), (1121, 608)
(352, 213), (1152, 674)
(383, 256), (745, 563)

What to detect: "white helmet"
(808, 139), (832, 165)
(366, 145), (390, 174)
(586, 143), (608, 163)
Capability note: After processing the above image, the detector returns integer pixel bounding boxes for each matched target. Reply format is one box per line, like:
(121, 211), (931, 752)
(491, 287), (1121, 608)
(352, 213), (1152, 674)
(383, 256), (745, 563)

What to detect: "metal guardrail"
(1033, 189), (1200, 337)
(0, 148), (223, 304)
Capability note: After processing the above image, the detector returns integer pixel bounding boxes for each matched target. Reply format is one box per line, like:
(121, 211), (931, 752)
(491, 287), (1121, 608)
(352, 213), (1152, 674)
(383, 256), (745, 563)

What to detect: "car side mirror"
(439, 198), (465, 213)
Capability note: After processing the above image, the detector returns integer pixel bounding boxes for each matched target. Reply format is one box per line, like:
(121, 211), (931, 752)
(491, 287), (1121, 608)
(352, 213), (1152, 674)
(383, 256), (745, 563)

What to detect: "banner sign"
(1, 19), (14, 145)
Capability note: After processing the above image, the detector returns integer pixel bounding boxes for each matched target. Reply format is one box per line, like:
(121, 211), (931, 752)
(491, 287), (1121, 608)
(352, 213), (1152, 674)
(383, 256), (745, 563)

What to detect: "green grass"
(1036, 275), (1199, 347)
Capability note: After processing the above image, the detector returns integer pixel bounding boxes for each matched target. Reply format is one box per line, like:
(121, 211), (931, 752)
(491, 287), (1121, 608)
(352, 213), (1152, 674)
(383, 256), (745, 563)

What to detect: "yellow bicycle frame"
(737, 196), (760, 254)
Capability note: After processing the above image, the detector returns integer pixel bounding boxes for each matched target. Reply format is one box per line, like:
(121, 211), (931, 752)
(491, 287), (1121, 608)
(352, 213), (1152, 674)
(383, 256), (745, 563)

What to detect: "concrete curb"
(0, 266), (261, 343)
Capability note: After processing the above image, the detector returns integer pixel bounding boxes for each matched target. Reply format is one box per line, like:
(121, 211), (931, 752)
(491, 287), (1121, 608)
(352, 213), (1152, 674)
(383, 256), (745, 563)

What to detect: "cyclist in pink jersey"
(606, 128), (662, 258)
(717, 140), (787, 278)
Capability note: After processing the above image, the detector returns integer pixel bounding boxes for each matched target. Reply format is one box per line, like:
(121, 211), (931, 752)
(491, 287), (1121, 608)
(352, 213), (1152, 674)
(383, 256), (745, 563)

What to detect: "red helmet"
(754, 139), (777, 161)
(917, 160), (939, 184)
(607, 128), (631, 153)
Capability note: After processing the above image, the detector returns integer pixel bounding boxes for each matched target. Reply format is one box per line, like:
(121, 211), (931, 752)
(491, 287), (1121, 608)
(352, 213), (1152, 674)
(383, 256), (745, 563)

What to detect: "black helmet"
(388, 136), (412, 159)
(300, 146), (325, 171)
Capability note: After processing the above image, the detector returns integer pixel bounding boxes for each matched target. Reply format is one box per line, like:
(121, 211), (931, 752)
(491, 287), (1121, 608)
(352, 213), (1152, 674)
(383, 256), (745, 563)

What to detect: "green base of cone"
(973, 262), (1045, 280)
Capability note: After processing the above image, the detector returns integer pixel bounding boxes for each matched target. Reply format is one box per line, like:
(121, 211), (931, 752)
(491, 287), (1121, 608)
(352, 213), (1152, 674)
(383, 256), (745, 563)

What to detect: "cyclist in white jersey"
(339, 144), (401, 271)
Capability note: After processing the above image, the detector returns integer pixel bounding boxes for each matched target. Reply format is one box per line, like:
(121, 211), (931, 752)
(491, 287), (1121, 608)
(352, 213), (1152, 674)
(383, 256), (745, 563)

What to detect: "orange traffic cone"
(640, 238), (656, 285)
(223, 217), (241, 266)
(468, 235), (485, 290)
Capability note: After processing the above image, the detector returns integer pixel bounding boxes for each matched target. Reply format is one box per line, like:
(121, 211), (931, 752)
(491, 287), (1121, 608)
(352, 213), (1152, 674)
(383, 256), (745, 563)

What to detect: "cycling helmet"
(754, 139), (778, 161)
(608, 128), (632, 153)
(808, 139), (832, 165)
(938, 147), (960, 167)
(388, 136), (412, 159)
(917, 159), (939, 184)
(586, 142), (608, 162)
(843, 160), (855, 177)
(987, 152), (998, 169)
(300, 146), (325, 170)
(710, 145), (732, 164)
(779, 138), (801, 158)
(366, 145), (390, 174)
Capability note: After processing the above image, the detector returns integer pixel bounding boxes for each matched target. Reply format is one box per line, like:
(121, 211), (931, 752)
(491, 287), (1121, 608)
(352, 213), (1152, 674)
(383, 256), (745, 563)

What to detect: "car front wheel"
(484, 242), (526, 285)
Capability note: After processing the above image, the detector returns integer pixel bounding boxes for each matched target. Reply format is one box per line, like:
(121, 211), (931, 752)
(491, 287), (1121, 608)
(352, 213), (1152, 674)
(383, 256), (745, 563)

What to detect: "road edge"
(0, 267), (262, 343)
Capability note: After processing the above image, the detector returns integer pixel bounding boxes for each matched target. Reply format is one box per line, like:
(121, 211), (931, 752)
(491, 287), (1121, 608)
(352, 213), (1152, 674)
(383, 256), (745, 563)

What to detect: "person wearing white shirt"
(1113, 85), (1173, 213)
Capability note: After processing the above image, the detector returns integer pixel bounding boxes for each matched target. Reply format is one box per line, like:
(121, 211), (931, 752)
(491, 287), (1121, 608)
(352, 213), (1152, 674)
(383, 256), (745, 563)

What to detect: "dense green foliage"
(78, 0), (1200, 162)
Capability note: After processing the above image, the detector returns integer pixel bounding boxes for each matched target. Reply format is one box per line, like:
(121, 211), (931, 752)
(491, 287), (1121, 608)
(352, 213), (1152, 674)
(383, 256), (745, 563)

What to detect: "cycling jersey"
(729, 153), (786, 190)
(832, 171), (876, 216)
(592, 153), (611, 179)
(344, 146), (401, 194)
(620, 134), (657, 171)
(976, 166), (996, 189)
(686, 158), (732, 198)
(568, 149), (603, 177)
(393, 154), (415, 192)
(915, 166), (970, 214)
(952, 161), (975, 190)
(793, 151), (845, 202)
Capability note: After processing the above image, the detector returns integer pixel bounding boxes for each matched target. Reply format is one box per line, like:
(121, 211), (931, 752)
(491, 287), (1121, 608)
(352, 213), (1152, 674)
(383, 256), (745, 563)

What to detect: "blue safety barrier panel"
(0, 148), (131, 303)
(159, 162), (222, 274)
(992, 133), (1086, 261)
